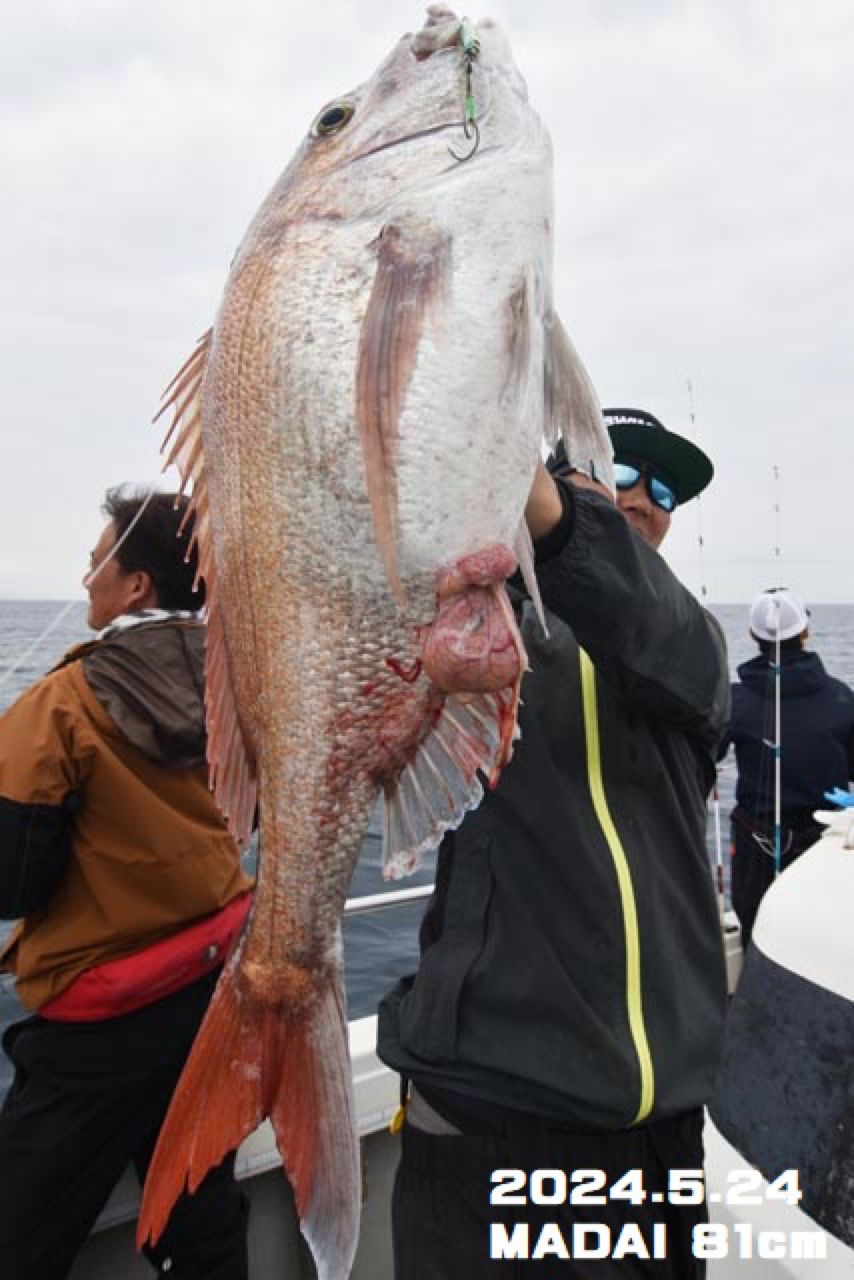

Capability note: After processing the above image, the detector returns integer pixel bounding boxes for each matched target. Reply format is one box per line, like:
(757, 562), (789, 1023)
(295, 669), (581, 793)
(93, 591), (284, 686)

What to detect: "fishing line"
(772, 463), (782, 572)
(686, 381), (709, 604)
(448, 16), (481, 162)
(0, 484), (161, 695)
(0, 599), (85, 696)
(686, 379), (726, 918)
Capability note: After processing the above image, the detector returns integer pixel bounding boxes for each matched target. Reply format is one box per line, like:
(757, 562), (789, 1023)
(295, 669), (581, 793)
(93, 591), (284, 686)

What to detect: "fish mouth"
(349, 119), (475, 165)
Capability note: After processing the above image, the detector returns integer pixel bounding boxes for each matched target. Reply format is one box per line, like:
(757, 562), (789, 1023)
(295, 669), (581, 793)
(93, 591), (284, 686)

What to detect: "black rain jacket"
(378, 487), (730, 1131)
(722, 649), (854, 820)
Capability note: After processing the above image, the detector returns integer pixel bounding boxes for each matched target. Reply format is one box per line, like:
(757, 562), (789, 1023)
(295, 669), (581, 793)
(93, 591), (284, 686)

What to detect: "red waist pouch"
(39, 891), (252, 1021)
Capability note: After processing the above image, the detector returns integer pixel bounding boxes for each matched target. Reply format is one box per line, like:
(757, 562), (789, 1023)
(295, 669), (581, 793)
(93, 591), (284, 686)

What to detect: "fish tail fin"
(137, 961), (360, 1280)
(271, 973), (360, 1280)
(136, 958), (265, 1249)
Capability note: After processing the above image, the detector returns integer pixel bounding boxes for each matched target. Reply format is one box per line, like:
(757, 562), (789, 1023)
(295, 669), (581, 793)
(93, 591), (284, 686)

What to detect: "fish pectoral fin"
(157, 330), (258, 844)
(137, 957), (360, 1280)
(383, 679), (523, 880)
(356, 221), (452, 599)
(544, 311), (615, 492)
(501, 268), (537, 410)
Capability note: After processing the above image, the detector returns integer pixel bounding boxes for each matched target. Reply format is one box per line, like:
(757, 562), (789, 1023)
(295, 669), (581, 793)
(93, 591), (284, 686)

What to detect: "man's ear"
(129, 569), (157, 609)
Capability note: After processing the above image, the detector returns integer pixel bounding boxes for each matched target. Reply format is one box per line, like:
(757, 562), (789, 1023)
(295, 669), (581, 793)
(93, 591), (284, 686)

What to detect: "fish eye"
(311, 101), (355, 137)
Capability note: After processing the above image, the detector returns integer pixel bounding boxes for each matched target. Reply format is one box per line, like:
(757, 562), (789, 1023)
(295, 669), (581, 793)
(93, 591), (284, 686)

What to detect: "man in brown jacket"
(0, 487), (253, 1280)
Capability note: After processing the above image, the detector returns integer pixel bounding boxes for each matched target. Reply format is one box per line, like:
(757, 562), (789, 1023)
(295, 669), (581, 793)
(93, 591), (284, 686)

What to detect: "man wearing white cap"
(722, 587), (854, 945)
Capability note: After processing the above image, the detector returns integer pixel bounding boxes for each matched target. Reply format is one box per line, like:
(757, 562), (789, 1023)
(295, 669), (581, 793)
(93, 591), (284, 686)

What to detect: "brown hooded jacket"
(0, 616), (251, 1011)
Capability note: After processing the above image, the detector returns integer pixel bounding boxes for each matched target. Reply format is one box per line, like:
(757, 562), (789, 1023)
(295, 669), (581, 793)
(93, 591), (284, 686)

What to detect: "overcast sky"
(1, 0), (852, 603)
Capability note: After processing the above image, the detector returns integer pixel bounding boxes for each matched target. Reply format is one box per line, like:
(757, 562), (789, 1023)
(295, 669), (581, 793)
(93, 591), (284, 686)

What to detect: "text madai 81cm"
(490, 1222), (667, 1261)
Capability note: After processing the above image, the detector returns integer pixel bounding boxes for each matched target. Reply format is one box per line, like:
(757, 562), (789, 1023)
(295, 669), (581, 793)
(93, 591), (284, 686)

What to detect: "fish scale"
(138, 10), (612, 1277)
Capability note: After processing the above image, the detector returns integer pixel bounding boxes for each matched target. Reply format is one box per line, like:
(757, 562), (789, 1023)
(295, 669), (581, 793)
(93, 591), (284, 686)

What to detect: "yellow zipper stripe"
(579, 649), (655, 1124)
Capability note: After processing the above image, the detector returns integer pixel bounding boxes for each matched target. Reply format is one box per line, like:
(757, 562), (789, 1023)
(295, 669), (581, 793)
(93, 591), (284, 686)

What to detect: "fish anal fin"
(356, 222), (452, 599)
(156, 331), (258, 843)
(544, 312), (614, 491)
(137, 960), (360, 1280)
(383, 579), (526, 881)
(383, 683), (522, 879)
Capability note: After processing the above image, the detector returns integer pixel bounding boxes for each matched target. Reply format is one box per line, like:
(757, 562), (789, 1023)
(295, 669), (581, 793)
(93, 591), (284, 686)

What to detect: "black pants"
(0, 969), (248, 1280)
(392, 1107), (707, 1278)
(730, 812), (822, 948)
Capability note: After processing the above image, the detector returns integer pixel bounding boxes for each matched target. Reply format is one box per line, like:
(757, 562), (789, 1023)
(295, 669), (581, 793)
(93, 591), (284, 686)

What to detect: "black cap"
(604, 408), (713, 504)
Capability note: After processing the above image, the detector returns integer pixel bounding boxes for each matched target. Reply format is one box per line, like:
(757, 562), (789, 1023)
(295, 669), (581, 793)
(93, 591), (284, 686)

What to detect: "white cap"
(749, 588), (809, 642)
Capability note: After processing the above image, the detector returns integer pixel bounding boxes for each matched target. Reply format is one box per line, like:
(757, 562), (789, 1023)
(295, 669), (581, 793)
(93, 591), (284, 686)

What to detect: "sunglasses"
(613, 461), (678, 513)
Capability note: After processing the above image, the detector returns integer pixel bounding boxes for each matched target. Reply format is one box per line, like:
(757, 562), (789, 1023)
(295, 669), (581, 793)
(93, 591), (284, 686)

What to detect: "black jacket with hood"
(723, 649), (854, 821)
(378, 487), (730, 1131)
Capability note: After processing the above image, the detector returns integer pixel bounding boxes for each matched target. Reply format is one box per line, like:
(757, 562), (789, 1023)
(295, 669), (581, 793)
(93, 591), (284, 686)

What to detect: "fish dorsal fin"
(544, 312), (614, 491)
(156, 330), (258, 844)
(356, 223), (451, 599)
(382, 684), (521, 879)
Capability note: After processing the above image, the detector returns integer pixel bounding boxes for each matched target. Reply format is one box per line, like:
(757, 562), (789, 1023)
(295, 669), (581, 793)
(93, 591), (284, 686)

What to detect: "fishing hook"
(448, 17), (481, 163)
(448, 116), (480, 163)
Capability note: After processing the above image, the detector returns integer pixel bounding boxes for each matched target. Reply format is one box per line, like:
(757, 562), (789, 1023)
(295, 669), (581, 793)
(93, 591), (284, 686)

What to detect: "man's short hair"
(755, 635), (803, 657)
(103, 487), (204, 611)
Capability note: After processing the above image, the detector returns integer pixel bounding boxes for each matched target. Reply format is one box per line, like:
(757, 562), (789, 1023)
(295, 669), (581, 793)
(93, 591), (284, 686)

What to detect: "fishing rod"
(752, 476), (788, 875)
(771, 466), (783, 879)
(772, 594), (782, 878)
(686, 379), (726, 920)
(0, 485), (162, 697)
(763, 471), (783, 880)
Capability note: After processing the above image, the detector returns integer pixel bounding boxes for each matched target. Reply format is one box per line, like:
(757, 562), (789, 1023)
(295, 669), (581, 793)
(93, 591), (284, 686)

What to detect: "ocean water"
(1, 598), (852, 1096)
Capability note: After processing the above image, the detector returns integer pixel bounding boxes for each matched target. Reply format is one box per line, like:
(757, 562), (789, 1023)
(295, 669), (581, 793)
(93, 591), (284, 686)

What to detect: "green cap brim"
(608, 421), (713, 504)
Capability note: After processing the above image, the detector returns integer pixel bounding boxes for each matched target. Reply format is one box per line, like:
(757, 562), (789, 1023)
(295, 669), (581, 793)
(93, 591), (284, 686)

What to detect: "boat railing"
(343, 884), (434, 916)
(0, 886), (436, 999)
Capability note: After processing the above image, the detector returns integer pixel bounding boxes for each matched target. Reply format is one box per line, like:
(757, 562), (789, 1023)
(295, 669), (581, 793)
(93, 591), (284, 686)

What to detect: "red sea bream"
(137, 7), (612, 1276)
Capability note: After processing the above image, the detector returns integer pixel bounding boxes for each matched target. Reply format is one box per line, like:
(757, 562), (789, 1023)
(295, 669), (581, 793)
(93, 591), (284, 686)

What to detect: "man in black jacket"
(721, 587), (854, 947)
(379, 409), (729, 1278)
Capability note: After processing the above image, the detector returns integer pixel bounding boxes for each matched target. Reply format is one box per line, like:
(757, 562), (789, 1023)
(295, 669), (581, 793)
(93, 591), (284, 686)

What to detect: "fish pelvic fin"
(544, 311), (615, 492)
(513, 517), (549, 638)
(356, 222), (452, 600)
(137, 957), (360, 1280)
(156, 331), (258, 844)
